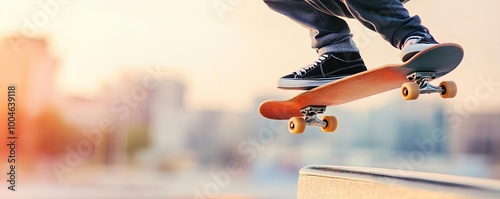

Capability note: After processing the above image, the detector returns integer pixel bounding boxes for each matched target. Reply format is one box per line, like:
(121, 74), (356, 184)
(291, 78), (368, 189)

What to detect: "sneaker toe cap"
(280, 73), (296, 79)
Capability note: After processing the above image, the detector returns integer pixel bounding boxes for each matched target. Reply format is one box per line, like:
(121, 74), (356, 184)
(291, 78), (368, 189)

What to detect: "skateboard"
(259, 43), (464, 134)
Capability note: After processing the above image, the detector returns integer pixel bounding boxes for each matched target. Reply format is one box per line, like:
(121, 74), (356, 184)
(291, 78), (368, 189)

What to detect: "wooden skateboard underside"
(259, 43), (464, 120)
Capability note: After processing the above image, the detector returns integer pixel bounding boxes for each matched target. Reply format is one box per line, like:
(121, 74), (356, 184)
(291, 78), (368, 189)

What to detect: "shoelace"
(294, 54), (329, 76)
(403, 36), (423, 46)
(403, 36), (436, 47)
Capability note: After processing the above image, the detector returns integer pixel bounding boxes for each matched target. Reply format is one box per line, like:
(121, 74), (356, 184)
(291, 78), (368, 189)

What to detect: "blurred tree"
(33, 106), (80, 156)
(126, 124), (150, 157)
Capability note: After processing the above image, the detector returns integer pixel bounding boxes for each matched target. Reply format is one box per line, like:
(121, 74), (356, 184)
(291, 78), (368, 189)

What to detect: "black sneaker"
(278, 52), (367, 90)
(400, 35), (439, 62)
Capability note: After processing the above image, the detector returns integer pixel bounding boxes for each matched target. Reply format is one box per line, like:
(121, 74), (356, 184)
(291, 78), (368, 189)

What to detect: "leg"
(264, 0), (368, 90)
(306, 0), (431, 49)
(264, 0), (358, 54)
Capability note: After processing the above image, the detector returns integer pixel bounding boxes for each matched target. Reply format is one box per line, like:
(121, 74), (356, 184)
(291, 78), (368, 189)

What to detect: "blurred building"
(368, 98), (447, 153)
(0, 36), (59, 116)
(452, 113), (500, 178)
(148, 79), (186, 153)
(0, 35), (68, 171)
(91, 69), (196, 170)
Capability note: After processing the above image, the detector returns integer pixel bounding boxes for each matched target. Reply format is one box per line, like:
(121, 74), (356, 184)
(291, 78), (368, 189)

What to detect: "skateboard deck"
(259, 43), (464, 122)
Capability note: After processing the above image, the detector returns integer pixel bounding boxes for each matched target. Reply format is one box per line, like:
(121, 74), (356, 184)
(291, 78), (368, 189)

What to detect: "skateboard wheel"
(401, 82), (420, 100)
(321, 116), (338, 133)
(288, 117), (306, 134)
(439, 81), (457, 98)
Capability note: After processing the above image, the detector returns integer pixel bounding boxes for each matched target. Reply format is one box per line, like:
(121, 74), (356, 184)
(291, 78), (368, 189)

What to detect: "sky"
(0, 0), (499, 113)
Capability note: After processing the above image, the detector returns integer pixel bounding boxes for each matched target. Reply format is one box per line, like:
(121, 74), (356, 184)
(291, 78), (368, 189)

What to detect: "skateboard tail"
(259, 100), (302, 120)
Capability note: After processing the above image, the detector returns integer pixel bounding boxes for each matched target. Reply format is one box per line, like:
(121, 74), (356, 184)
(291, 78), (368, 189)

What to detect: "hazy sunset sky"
(1, 0), (499, 112)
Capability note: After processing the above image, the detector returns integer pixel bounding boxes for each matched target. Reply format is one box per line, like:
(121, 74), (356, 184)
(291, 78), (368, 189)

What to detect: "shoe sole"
(400, 43), (438, 62)
(278, 76), (350, 90)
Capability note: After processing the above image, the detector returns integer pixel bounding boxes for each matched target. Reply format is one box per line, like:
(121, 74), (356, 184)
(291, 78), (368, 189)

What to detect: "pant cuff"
(317, 38), (359, 54)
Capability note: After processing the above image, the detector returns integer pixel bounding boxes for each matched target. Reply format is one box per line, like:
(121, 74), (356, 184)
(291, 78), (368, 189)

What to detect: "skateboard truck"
(401, 72), (458, 100)
(301, 106), (327, 128)
(407, 72), (443, 94)
(287, 106), (338, 134)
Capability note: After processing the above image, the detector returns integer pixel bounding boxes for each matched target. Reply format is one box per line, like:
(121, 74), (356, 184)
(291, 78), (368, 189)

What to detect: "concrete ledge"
(298, 165), (500, 199)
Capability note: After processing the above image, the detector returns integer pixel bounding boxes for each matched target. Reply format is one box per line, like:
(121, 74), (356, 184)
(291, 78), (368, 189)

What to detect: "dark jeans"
(264, 0), (430, 54)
